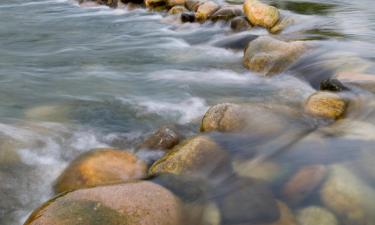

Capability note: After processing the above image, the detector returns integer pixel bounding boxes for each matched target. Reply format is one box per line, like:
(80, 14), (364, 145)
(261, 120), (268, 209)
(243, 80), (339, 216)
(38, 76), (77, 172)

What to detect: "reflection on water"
(1, 0), (375, 224)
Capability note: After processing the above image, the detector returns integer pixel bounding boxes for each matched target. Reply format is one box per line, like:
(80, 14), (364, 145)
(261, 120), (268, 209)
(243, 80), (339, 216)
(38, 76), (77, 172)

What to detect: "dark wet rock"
(148, 135), (230, 178)
(120, 0), (144, 4)
(185, 0), (204, 11)
(297, 206), (338, 225)
(230, 16), (252, 32)
(210, 5), (243, 21)
(25, 182), (186, 225)
(181, 12), (196, 22)
(304, 91), (347, 120)
(270, 16), (294, 34)
(168, 5), (188, 14)
(243, 36), (307, 75)
(138, 125), (181, 151)
(215, 178), (280, 225)
(243, 0), (279, 29)
(320, 165), (375, 225)
(320, 78), (348, 92)
(212, 32), (257, 49)
(195, 1), (220, 22)
(54, 148), (147, 194)
(282, 165), (327, 205)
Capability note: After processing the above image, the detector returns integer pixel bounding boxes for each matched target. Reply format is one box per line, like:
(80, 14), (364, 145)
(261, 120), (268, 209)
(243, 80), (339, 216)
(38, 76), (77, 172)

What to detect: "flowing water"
(1, 0), (375, 224)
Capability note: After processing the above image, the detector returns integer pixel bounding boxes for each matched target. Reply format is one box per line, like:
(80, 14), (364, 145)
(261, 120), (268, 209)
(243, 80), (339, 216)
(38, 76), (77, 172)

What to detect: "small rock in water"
(297, 206), (338, 225)
(168, 5), (188, 14)
(181, 12), (196, 22)
(230, 16), (252, 32)
(148, 135), (230, 178)
(25, 182), (186, 225)
(54, 148), (147, 193)
(145, 0), (166, 8)
(138, 125), (181, 151)
(195, 1), (220, 22)
(320, 165), (375, 225)
(304, 91), (347, 120)
(243, 0), (280, 29)
(210, 5), (243, 21)
(270, 16), (294, 34)
(320, 78), (348, 92)
(243, 36), (307, 75)
(282, 165), (328, 205)
(166, 0), (185, 7)
(185, 0), (204, 11)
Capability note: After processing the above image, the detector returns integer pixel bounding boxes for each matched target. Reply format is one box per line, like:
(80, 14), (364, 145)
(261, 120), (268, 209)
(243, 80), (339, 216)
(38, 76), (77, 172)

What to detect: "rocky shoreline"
(23, 0), (375, 225)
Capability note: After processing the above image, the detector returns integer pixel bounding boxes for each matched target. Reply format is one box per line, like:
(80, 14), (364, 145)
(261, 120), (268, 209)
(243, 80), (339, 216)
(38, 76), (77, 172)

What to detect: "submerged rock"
(282, 165), (327, 205)
(304, 92), (347, 120)
(25, 182), (185, 225)
(200, 103), (302, 136)
(212, 32), (257, 49)
(270, 16), (294, 34)
(54, 148), (147, 193)
(79, 0), (118, 7)
(269, 201), (298, 225)
(297, 206), (338, 225)
(166, 0), (185, 7)
(243, 0), (279, 29)
(230, 16), (252, 32)
(168, 5), (188, 14)
(185, 0), (204, 11)
(195, 1), (220, 22)
(216, 178), (280, 225)
(138, 125), (181, 151)
(233, 159), (286, 183)
(320, 165), (375, 225)
(210, 5), (243, 21)
(243, 36), (307, 75)
(148, 135), (229, 178)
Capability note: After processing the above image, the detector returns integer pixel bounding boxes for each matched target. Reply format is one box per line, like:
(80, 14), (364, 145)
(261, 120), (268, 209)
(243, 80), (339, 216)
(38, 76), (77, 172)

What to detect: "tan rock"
(185, 0), (204, 11)
(320, 165), (375, 225)
(270, 16), (294, 34)
(25, 181), (186, 225)
(243, 0), (279, 29)
(195, 1), (220, 22)
(148, 135), (229, 178)
(210, 5), (243, 21)
(304, 92), (347, 120)
(200, 103), (301, 136)
(283, 165), (327, 205)
(168, 5), (188, 14)
(54, 148), (147, 193)
(243, 36), (306, 75)
(297, 206), (338, 225)
(166, 0), (185, 7)
(145, 0), (166, 8)
(233, 160), (285, 183)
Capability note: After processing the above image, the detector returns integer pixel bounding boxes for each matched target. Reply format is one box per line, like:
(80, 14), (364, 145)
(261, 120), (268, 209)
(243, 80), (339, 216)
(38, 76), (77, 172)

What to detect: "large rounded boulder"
(25, 181), (185, 225)
(243, 0), (279, 29)
(54, 148), (147, 193)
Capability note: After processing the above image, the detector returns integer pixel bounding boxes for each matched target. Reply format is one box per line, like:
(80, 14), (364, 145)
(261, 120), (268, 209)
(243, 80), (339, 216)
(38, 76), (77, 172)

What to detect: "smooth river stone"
(25, 181), (186, 225)
(54, 148), (147, 193)
(243, 0), (279, 29)
(195, 1), (220, 22)
(304, 91), (347, 120)
(138, 125), (181, 151)
(297, 206), (338, 225)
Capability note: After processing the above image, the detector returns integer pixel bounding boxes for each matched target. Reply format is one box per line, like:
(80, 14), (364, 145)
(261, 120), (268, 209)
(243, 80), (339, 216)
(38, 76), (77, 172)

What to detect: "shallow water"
(1, 0), (375, 224)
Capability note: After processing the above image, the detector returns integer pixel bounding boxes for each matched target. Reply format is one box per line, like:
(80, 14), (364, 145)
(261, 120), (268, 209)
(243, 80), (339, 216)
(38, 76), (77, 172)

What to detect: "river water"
(1, 0), (375, 224)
